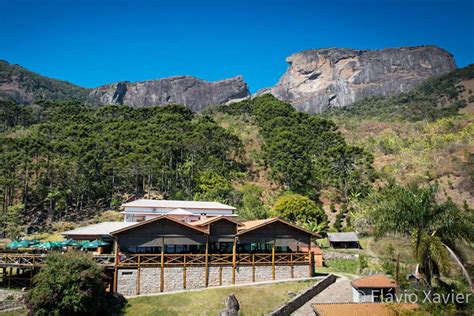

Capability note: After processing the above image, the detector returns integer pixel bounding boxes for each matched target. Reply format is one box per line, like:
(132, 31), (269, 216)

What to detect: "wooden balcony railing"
(116, 252), (310, 267)
(0, 252), (311, 268)
(0, 253), (115, 267)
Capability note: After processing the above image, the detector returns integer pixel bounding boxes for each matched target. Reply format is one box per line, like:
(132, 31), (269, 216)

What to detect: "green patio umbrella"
(16, 240), (31, 248)
(60, 239), (82, 247)
(6, 240), (20, 249)
(34, 241), (59, 250)
(82, 240), (110, 249)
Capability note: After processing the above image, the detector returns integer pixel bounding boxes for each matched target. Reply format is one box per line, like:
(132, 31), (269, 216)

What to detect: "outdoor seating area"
(5, 238), (112, 254)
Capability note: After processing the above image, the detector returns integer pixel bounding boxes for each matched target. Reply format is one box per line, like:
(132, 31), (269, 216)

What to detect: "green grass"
(0, 309), (27, 316)
(122, 280), (316, 316)
(324, 258), (359, 274)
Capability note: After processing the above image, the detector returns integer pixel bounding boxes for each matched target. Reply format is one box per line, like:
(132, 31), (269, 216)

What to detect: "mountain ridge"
(0, 45), (460, 112)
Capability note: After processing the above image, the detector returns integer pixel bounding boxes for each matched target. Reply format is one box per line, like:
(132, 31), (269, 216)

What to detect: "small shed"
(327, 232), (360, 249)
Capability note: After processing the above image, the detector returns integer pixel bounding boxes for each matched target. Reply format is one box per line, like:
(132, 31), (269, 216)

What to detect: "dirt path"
(291, 276), (353, 316)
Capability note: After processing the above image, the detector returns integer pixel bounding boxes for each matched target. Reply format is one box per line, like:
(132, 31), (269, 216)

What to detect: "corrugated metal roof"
(62, 222), (135, 236)
(122, 199), (236, 210)
(327, 232), (359, 242)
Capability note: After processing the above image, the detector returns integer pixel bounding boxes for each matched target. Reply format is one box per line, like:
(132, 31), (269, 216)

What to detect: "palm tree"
(370, 182), (474, 289)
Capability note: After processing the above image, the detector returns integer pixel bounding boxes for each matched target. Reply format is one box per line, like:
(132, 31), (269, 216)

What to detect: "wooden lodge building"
(109, 215), (319, 295)
(0, 200), (323, 296)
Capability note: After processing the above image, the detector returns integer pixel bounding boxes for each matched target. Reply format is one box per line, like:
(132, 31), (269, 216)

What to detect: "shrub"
(28, 252), (117, 316)
(273, 194), (327, 225)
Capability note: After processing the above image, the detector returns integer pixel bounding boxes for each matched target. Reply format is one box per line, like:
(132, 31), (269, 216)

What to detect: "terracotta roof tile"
(312, 303), (420, 316)
(351, 274), (397, 289)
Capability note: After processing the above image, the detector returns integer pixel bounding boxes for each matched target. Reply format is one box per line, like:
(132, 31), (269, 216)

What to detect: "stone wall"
(268, 274), (337, 316)
(117, 263), (311, 296)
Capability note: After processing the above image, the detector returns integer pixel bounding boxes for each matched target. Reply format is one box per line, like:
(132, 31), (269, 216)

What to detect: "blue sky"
(1, 0), (473, 92)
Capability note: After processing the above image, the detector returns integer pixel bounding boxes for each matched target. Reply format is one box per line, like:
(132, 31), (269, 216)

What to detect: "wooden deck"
(0, 252), (310, 268)
(0, 253), (115, 268)
(0, 252), (314, 291)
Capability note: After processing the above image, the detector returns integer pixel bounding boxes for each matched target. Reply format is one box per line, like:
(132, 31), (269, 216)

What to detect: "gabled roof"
(312, 303), (419, 316)
(62, 222), (135, 236)
(237, 218), (320, 237)
(327, 232), (359, 242)
(190, 215), (243, 227)
(167, 208), (194, 215)
(110, 215), (208, 235)
(122, 199), (236, 210)
(351, 274), (396, 289)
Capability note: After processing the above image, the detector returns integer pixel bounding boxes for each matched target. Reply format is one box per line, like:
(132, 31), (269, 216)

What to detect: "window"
(134, 216), (145, 222)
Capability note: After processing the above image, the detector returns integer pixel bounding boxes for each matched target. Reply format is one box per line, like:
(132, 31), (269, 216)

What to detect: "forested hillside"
(0, 101), (244, 233)
(0, 60), (90, 104)
(0, 65), (473, 236)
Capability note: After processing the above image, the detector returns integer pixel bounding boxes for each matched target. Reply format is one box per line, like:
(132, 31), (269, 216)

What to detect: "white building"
(121, 199), (236, 223)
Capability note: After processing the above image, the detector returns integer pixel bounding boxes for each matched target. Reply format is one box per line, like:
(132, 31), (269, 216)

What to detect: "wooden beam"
(205, 236), (209, 287)
(308, 251), (313, 277)
(232, 237), (237, 284)
(271, 243), (275, 280)
(160, 247), (165, 292)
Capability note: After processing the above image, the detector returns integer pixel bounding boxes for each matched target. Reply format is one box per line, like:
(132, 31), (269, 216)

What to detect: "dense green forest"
(0, 101), (245, 232)
(0, 95), (373, 233)
(1, 64), (473, 237)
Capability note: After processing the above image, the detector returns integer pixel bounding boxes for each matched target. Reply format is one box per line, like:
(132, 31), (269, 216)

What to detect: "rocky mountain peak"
(271, 45), (456, 113)
(89, 75), (250, 112)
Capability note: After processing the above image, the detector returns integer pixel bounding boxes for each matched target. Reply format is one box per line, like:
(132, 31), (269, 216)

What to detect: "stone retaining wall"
(117, 264), (311, 296)
(268, 274), (337, 316)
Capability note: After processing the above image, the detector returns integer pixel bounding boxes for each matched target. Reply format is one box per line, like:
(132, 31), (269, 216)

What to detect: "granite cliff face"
(89, 75), (250, 112)
(271, 46), (456, 113)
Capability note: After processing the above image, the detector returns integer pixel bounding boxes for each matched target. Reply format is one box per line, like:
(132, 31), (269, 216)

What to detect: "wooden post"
(290, 254), (294, 278)
(204, 237), (209, 287)
(252, 254), (255, 282)
(183, 255), (187, 289)
(271, 243), (275, 280)
(160, 247), (165, 292)
(232, 237), (237, 284)
(8, 267), (11, 288)
(136, 255), (141, 295)
(30, 256), (35, 287)
(113, 240), (119, 293)
(308, 237), (313, 277)
(219, 266), (222, 286)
